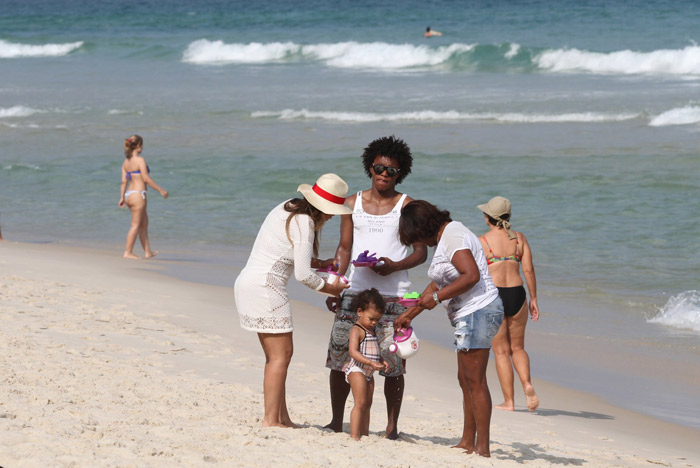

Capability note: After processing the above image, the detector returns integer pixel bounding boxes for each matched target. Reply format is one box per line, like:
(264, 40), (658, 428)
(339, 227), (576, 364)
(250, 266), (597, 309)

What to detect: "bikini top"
(126, 165), (150, 181)
(481, 233), (521, 265)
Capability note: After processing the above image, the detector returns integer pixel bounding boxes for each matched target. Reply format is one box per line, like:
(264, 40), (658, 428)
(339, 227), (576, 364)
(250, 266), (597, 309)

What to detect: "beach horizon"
(1, 240), (698, 467)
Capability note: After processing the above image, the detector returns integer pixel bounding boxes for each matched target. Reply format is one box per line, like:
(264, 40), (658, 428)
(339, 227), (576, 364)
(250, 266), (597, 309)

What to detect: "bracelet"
(432, 291), (441, 304)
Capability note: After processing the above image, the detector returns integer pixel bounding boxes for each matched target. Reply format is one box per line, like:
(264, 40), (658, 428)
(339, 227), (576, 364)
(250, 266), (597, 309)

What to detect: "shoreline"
(2, 240), (699, 467)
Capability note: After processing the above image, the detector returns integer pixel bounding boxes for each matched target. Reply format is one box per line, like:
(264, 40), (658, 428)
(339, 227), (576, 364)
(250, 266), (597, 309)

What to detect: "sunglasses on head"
(372, 164), (400, 177)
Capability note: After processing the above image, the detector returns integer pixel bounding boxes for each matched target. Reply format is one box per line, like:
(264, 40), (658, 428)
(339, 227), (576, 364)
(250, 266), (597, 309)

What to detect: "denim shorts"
(452, 297), (504, 351)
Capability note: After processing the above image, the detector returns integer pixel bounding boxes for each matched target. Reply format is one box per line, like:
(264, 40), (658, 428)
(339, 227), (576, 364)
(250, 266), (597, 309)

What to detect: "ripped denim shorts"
(452, 297), (504, 351)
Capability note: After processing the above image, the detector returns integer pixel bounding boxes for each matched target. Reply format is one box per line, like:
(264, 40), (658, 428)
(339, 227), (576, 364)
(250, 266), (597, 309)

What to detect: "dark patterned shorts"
(325, 292), (407, 378)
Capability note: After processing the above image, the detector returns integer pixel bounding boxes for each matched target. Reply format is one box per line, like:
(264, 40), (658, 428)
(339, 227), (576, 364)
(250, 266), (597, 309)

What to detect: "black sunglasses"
(372, 164), (400, 177)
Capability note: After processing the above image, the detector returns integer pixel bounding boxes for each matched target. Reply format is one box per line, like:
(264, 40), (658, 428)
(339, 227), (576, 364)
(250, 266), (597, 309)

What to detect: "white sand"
(1, 241), (698, 467)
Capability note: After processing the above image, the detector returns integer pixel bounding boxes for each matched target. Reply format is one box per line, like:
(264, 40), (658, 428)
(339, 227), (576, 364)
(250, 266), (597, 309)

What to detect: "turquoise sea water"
(2, 0), (699, 428)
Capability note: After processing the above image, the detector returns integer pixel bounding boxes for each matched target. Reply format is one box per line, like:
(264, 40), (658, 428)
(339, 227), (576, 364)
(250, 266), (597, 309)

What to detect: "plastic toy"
(351, 250), (379, 267)
(388, 327), (420, 359)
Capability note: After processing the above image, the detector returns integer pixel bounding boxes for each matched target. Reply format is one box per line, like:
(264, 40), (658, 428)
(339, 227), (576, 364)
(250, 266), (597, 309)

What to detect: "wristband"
(432, 291), (441, 304)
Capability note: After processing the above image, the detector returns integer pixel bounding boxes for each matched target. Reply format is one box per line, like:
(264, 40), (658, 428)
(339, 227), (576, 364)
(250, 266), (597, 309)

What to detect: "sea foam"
(0, 39), (83, 58)
(251, 109), (639, 123)
(535, 45), (700, 76)
(0, 106), (43, 118)
(648, 291), (700, 333)
(649, 105), (700, 126)
(182, 39), (474, 69)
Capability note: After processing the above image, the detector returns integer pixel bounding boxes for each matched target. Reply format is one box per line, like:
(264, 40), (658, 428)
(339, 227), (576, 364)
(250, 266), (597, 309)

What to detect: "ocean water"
(1, 0), (699, 428)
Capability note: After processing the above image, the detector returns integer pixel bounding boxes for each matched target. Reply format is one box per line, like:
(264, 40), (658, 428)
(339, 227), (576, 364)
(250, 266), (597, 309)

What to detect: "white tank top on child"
(347, 192), (411, 297)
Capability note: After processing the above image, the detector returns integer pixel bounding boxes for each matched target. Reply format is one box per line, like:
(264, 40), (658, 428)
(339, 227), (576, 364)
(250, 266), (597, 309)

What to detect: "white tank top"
(347, 192), (411, 297)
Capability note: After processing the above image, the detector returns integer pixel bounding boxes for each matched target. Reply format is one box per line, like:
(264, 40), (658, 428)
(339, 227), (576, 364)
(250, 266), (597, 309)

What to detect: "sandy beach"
(1, 241), (698, 468)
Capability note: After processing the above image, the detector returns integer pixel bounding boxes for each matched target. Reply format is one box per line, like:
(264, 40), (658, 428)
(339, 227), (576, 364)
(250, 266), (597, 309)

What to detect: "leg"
(362, 376), (375, 437)
(383, 375), (404, 439)
(123, 196), (145, 259)
(492, 318), (515, 410)
(457, 349), (493, 457)
(347, 372), (369, 441)
(257, 332), (296, 428)
(509, 303), (538, 411)
(138, 207), (156, 258)
(325, 369), (351, 432)
(324, 296), (356, 432)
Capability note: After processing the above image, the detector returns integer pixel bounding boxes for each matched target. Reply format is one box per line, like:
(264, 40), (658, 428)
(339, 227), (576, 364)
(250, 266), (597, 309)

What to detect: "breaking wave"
(183, 40), (700, 76)
(0, 39), (84, 58)
(648, 291), (700, 333)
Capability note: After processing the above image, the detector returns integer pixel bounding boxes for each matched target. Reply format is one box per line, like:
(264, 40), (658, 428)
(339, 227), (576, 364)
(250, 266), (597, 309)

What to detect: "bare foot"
(144, 251), (158, 259)
(525, 385), (539, 412)
(281, 420), (300, 429)
(385, 426), (399, 440)
(123, 252), (140, 259)
(452, 442), (474, 453)
(261, 421), (286, 428)
(495, 401), (515, 411)
(323, 422), (343, 433)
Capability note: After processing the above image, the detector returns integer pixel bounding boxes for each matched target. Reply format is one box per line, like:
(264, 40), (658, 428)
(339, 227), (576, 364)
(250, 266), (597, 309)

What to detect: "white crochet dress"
(234, 201), (325, 333)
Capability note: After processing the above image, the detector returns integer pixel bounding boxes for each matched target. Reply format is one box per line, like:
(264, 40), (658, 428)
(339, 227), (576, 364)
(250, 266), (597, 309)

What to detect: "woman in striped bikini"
(119, 135), (168, 259)
(478, 196), (540, 412)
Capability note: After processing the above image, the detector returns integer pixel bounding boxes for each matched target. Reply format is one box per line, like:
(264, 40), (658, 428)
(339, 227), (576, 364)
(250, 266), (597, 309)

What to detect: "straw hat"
(297, 173), (352, 215)
(477, 196), (516, 239)
(477, 196), (511, 219)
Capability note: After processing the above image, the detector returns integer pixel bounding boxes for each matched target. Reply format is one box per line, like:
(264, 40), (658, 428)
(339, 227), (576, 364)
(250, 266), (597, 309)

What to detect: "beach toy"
(389, 327), (420, 359)
(398, 291), (421, 307)
(315, 265), (349, 295)
(352, 250), (379, 267)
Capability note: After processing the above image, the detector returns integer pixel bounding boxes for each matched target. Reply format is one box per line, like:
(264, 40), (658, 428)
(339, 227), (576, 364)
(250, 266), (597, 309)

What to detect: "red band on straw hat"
(312, 184), (345, 205)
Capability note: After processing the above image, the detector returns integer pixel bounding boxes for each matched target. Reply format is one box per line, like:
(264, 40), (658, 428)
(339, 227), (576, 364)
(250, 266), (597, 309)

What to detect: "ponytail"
(124, 134), (143, 159)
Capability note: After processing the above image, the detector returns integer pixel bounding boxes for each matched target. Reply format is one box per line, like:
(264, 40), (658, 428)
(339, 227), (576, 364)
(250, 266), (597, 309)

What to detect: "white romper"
(234, 201), (324, 333)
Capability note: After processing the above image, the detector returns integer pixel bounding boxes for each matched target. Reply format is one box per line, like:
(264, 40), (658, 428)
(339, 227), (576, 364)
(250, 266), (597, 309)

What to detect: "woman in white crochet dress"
(235, 173), (351, 428)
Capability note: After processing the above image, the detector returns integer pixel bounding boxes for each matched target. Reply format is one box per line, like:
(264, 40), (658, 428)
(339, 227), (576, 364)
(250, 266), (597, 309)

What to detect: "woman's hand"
(323, 279), (350, 297)
(529, 297), (539, 321)
(318, 257), (339, 270)
(372, 257), (397, 276)
(325, 296), (340, 312)
(118, 198), (125, 208)
(418, 294), (438, 310)
(160, 189), (168, 199)
(394, 309), (418, 331)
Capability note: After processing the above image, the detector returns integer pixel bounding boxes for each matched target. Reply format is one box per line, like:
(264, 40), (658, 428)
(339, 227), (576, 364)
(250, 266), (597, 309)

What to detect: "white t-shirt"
(428, 221), (498, 323)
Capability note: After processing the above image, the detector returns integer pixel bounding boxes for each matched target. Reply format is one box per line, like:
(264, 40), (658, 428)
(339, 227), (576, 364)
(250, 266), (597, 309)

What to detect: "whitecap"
(0, 106), (42, 118)
(0, 39), (83, 58)
(182, 40), (474, 69)
(505, 43), (521, 60)
(648, 291), (700, 332)
(649, 105), (700, 126)
(303, 42), (474, 69)
(251, 109), (639, 124)
(182, 39), (299, 64)
(535, 45), (700, 76)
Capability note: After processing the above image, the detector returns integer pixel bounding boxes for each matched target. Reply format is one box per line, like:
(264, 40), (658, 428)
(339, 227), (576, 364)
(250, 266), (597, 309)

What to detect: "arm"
(519, 233), (539, 321)
(420, 249), (481, 310)
(374, 195), (428, 275)
(291, 215), (349, 297)
(393, 281), (438, 330)
(374, 241), (428, 276)
(334, 195), (356, 276)
(118, 165), (127, 207)
(325, 195), (356, 311)
(139, 158), (168, 199)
